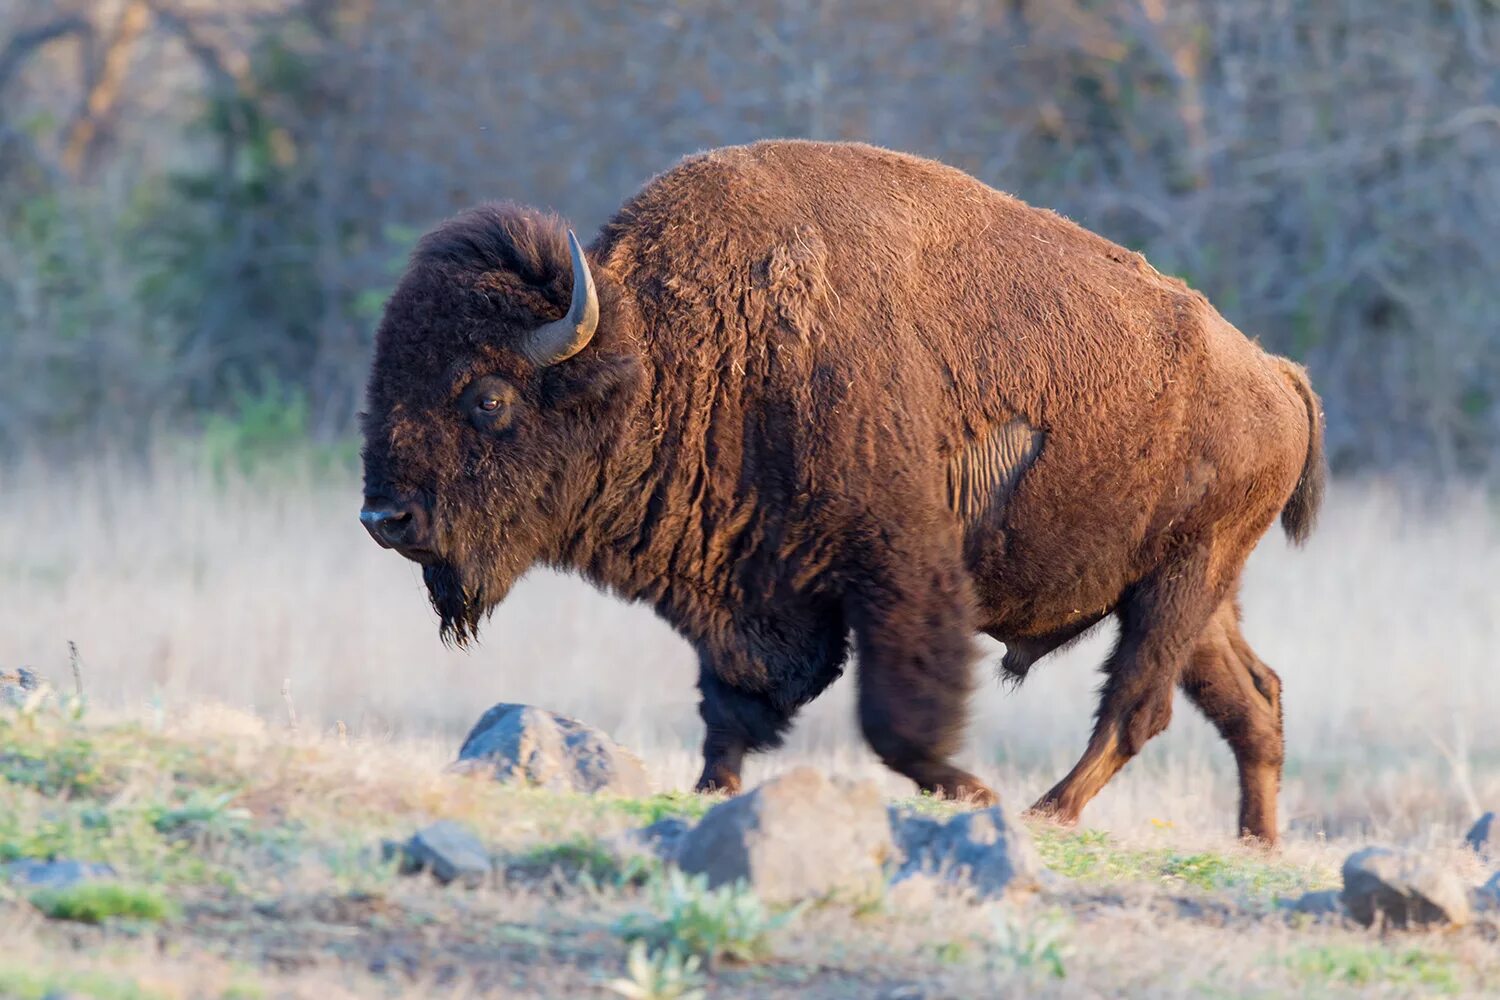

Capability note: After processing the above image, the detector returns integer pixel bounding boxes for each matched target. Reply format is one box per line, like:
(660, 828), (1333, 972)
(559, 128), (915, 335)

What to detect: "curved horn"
(523, 229), (598, 366)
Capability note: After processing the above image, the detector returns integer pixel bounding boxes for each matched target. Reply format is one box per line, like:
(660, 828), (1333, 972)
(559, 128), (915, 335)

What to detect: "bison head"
(359, 204), (642, 646)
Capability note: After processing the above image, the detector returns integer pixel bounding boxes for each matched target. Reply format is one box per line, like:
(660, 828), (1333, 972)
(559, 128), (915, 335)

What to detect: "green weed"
(607, 940), (707, 1000)
(147, 789), (250, 843)
(614, 869), (797, 967)
(989, 908), (1071, 980)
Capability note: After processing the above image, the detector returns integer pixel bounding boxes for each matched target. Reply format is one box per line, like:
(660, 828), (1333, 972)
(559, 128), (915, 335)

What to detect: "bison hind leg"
(1029, 546), (1221, 826)
(1179, 598), (1284, 844)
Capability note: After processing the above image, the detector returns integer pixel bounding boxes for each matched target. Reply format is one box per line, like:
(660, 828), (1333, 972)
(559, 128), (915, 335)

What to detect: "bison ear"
(539, 351), (643, 411)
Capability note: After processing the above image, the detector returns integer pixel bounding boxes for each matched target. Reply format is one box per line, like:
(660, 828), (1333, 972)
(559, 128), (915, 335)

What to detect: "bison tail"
(1277, 359), (1326, 546)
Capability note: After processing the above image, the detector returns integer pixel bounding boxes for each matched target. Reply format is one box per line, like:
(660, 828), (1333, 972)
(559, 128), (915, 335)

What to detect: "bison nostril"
(359, 507), (414, 546)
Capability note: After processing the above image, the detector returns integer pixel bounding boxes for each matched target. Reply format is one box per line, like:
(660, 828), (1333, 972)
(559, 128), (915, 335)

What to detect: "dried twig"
(67, 640), (85, 700)
(1427, 718), (1483, 821)
(280, 677), (299, 733)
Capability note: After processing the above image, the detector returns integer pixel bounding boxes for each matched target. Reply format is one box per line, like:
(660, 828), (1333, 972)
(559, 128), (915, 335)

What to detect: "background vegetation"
(3, 0), (1498, 474)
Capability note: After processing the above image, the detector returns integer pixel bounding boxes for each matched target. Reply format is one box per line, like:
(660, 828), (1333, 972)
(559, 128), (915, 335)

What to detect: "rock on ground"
(453, 703), (650, 796)
(0, 667), (45, 709)
(1474, 873), (1500, 914)
(675, 767), (892, 905)
(889, 806), (1040, 901)
(1287, 888), (1346, 919)
(385, 821), (492, 888)
(612, 817), (692, 864)
(1465, 812), (1495, 862)
(1, 859), (117, 889)
(1340, 847), (1470, 929)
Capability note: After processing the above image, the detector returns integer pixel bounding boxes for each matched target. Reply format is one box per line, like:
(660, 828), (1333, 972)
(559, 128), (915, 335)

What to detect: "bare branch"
(0, 15), (91, 96)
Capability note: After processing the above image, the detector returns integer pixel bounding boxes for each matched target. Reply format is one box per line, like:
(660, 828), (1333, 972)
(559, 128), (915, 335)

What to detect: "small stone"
(602, 817), (693, 872)
(0, 667), (44, 709)
(1473, 873), (1500, 914)
(630, 817), (693, 859)
(1464, 812), (1496, 862)
(1, 859), (117, 889)
(1340, 847), (1470, 929)
(387, 821), (491, 887)
(889, 806), (1040, 901)
(454, 704), (650, 796)
(675, 767), (892, 905)
(1288, 888), (1345, 918)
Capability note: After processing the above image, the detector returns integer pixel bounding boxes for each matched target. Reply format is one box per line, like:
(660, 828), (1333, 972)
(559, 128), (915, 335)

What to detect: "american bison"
(360, 140), (1324, 844)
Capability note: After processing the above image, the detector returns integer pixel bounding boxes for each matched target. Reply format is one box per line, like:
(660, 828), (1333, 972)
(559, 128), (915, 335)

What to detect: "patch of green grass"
(0, 733), (113, 798)
(892, 793), (966, 820)
(510, 836), (663, 890)
(1029, 826), (1332, 898)
(30, 882), (177, 924)
(1282, 944), (1461, 994)
(608, 792), (717, 826)
(516, 837), (629, 881)
(0, 963), (167, 1000)
(614, 869), (798, 968)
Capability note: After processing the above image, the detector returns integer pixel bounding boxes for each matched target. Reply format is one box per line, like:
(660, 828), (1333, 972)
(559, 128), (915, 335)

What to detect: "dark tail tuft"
(1278, 360), (1326, 545)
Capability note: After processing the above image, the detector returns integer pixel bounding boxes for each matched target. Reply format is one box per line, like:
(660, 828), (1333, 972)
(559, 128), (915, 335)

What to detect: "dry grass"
(6, 456), (1498, 843)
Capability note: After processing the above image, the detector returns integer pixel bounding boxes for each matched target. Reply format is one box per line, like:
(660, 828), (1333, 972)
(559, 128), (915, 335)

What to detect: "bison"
(360, 140), (1324, 844)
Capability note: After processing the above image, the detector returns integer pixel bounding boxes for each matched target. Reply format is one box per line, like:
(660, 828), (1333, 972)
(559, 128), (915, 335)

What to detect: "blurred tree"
(0, 0), (1497, 475)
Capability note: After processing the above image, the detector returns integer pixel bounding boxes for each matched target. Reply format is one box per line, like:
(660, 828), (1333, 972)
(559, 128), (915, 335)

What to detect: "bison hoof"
(923, 770), (998, 807)
(693, 772), (742, 797)
(1022, 794), (1081, 826)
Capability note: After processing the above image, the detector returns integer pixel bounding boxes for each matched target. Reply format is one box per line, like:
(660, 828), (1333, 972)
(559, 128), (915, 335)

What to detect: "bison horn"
(523, 229), (598, 366)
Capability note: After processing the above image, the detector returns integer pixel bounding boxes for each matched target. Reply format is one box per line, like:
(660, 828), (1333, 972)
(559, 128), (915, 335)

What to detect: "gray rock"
(889, 806), (1040, 901)
(386, 821), (492, 887)
(2, 859), (117, 889)
(603, 817), (693, 874)
(1287, 888), (1345, 918)
(1473, 872), (1500, 914)
(454, 703), (650, 796)
(1340, 847), (1470, 929)
(0, 667), (43, 709)
(629, 817), (693, 859)
(1465, 812), (1495, 862)
(675, 767), (892, 904)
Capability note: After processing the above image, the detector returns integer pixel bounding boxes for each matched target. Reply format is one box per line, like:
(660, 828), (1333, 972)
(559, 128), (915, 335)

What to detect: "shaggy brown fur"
(360, 140), (1326, 843)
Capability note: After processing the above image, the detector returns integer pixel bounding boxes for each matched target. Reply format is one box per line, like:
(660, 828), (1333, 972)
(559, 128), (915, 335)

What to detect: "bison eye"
(462, 375), (519, 432)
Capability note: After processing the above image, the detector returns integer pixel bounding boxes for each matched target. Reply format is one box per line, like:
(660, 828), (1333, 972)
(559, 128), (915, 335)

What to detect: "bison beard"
(422, 561), (490, 649)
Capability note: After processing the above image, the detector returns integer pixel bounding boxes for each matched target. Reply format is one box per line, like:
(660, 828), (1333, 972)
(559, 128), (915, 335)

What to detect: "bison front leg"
(845, 541), (996, 805)
(1030, 544), (1220, 826)
(692, 666), (793, 795)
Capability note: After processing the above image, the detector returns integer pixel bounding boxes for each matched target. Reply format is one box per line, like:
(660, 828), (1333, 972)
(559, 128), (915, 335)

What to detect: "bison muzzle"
(360, 140), (1326, 844)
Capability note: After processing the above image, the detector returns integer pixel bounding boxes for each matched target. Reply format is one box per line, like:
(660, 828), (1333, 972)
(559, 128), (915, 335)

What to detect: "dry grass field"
(3, 456), (1499, 997)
